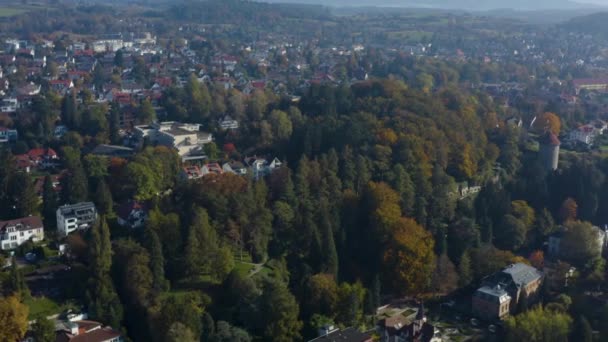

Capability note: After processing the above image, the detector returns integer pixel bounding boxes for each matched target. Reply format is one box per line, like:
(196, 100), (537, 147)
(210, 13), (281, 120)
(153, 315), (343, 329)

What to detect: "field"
(0, 6), (28, 17)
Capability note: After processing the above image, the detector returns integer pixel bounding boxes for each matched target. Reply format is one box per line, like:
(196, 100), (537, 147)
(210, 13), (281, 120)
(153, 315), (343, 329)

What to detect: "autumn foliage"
(383, 217), (436, 296)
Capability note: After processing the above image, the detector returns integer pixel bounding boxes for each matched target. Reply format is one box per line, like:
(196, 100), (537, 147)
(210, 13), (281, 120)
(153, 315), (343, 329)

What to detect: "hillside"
(560, 11), (608, 36)
(257, 0), (601, 11)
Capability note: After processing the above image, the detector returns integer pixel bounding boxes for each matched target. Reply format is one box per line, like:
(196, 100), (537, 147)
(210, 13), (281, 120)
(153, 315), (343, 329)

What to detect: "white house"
(0, 216), (44, 250)
(57, 202), (97, 237)
(219, 115), (239, 130)
(0, 127), (18, 143)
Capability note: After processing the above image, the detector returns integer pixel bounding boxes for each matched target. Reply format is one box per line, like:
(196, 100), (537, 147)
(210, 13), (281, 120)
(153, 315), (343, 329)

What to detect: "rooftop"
(502, 263), (543, 287)
(0, 216), (43, 233)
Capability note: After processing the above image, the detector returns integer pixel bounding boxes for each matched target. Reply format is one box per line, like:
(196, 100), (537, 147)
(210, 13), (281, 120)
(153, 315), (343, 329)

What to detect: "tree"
(511, 200), (535, 230)
(560, 221), (601, 265)
(495, 214), (527, 251)
(144, 229), (169, 292)
(432, 254), (459, 294)
(305, 274), (338, 318)
(257, 279), (303, 342)
(383, 217), (436, 296)
(138, 99), (156, 124)
(0, 295), (28, 342)
(93, 180), (113, 216)
(505, 306), (572, 342)
(529, 250), (545, 269)
(166, 322), (197, 342)
(212, 321), (252, 342)
(458, 250), (473, 287)
(335, 282), (366, 327)
(573, 316), (593, 342)
(8, 258), (30, 299)
(108, 102), (121, 145)
(42, 175), (58, 229)
(32, 315), (56, 342)
(86, 217), (123, 327)
(533, 112), (561, 135)
(9, 172), (38, 218)
(269, 110), (293, 141)
(559, 198), (578, 223)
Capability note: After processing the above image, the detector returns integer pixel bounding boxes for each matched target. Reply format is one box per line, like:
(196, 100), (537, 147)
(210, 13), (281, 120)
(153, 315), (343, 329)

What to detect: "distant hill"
(257, 0), (603, 11)
(560, 12), (608, 36)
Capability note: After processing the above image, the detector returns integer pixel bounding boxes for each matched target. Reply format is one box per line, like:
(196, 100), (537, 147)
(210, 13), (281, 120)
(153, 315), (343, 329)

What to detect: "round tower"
(538, 132), (560, 171)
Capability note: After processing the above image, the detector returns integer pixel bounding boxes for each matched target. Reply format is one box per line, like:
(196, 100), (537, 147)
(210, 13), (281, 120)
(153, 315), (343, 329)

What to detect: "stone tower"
(539, 132), (560, 171)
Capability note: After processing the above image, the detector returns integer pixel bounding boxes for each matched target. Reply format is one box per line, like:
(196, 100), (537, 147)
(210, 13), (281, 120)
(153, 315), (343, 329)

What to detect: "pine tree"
(8, 258), (30, 299)
(144, 229), (169, 292)
(319, 206), (339, 278)
(42, 175), (58, 229)
(458, 250), (473, 287)
(9, 172), (38, 218)
(86, 217), (123, 326)
(184, 208), (218, 277)
(108, 102), (121, 145)
(94, 180), (113, 216)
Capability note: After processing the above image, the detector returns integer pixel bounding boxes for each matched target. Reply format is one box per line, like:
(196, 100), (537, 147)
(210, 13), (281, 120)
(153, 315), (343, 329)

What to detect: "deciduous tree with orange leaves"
(533, 112), (561, 135)
(383, 217), (436, 296)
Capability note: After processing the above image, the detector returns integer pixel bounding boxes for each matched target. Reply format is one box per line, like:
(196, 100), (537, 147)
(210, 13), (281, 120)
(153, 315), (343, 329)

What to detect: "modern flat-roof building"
(57, 202), (97, 237)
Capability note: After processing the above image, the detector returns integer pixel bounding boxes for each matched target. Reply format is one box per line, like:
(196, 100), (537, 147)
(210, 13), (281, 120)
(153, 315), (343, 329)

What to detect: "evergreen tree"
(458, 251), (473, 287)
(9, 172), (38, 218)
(257, 279), (303, 342)
(144, 229), (169, 292)
(8, 258), (30, 299)
(576, 316), (593, 342)
(93, 180), (113, 216)
(87, 217), (123, 326)
(42, 175), (58, 229)
(31, 315), (55, 342)
(319, 205), (338, 278)
(108, 102), (121, 145)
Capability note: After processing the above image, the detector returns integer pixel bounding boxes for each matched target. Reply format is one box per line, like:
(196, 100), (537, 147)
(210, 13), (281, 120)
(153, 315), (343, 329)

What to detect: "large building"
(135, 122), (213, 161)
(56, 202), (97, 237)
(572, 78), (608, 95)
(473, 263), (543, 321)
(0, 216), (44, 250)
(539, 132), (560, 172)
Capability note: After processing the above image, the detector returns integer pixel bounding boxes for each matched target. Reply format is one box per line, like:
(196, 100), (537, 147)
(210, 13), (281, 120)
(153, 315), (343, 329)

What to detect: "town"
(1, 0), (608, 342)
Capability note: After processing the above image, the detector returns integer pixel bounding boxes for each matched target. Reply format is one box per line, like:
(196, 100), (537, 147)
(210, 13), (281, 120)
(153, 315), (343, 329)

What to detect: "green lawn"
(24, 296), (60, 319)
(234, 262), (255, 276)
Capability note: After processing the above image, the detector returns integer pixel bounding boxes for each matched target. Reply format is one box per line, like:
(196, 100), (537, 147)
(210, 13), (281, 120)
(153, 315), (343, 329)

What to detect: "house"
(308, 325), (373, 342)
(222, 161), (247, 175)
(218, 115), (239, 130)
(0, 216), (44, 250)
(117, 201), (148, 229)
(548, 226), (608, 258)
(17, 83), (41, 96)
(1, 97), (18, 113)
(202, 162), (223, 176)
(573, 78), (608, 95)
(55, 320), (122, 342)
(473, 263), (543, 320)
(0, 127), (18, 143)
(568, 121), (607, 145)
(56, 202), (97, 237)
(377, 303), (436, 342)
(181, 165), (204, 181)
(135, 121), (213, 161)
(27, 148), (59, 169)
(246, 157), (282, 180)
(49, 79), (74, 93)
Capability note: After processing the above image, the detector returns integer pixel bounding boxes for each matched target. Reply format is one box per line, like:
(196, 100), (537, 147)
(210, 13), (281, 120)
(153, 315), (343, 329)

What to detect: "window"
(10, 236), (17, 240)
(20, 232), (24, 237)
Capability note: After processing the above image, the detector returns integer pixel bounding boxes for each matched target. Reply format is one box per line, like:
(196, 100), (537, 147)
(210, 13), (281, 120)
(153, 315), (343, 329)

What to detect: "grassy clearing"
(25, 296), (60, 318)
(234, 261), (255, 276)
